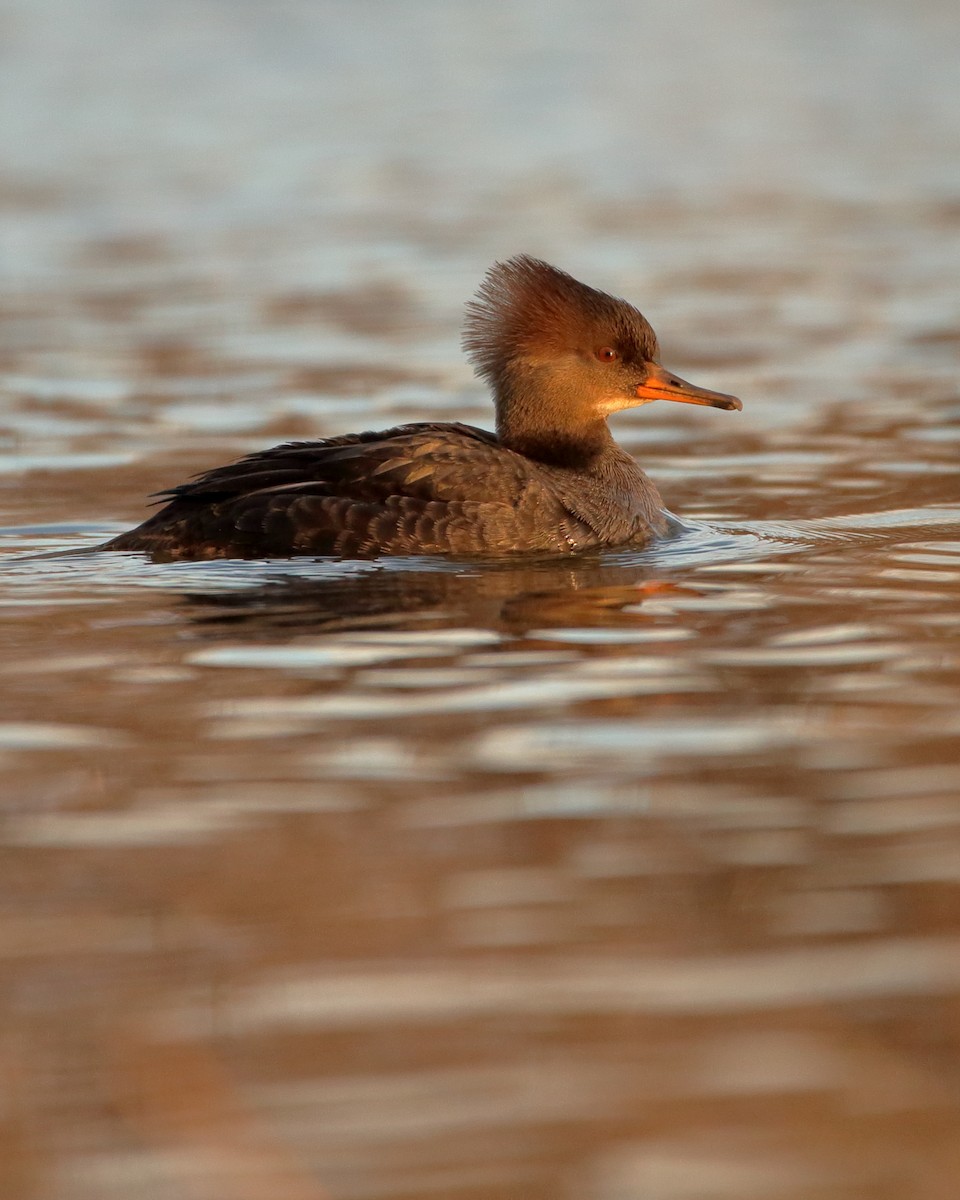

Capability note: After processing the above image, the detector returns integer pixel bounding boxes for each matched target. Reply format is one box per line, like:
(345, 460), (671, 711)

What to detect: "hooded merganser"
(104, 256), (741, 560)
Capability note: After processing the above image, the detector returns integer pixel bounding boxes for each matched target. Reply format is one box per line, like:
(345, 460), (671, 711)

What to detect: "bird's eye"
(595, 347), (618, 363)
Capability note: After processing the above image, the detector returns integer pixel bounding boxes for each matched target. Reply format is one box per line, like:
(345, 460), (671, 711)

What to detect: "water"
(2, 2), (960, 1198)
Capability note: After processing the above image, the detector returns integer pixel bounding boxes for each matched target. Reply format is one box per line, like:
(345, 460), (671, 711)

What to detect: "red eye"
(596, 347), (618, 363)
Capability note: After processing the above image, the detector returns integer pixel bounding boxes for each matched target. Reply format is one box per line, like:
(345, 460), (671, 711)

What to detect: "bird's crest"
(462, 255), (659, 386)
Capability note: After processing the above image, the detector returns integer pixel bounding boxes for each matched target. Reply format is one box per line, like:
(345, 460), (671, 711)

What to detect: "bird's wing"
(118, 423), (597, 558)
(158, 423), (495, 500)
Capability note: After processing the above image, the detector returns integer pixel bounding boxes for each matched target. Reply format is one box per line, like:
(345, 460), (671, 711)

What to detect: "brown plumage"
(103, 256), (741, 561)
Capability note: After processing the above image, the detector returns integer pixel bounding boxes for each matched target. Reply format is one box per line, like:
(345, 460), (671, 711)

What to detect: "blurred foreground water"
(2, 2), (960, 1198)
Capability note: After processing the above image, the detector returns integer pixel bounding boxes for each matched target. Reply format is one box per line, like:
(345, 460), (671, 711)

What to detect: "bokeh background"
(2, 2), (960, 1198)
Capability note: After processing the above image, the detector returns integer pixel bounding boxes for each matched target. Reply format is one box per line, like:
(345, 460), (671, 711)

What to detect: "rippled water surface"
(2, 2), (960, 1198)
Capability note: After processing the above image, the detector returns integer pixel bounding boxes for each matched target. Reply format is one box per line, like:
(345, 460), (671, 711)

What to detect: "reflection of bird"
(181, 561), (702, 638)
(105, 256), (741, 561)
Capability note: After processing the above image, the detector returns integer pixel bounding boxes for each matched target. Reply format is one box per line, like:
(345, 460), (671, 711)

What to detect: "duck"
(103, 255), (741, 560)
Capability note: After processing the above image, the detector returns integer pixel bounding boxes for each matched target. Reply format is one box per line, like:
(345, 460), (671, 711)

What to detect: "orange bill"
(637, 363), (742, 411)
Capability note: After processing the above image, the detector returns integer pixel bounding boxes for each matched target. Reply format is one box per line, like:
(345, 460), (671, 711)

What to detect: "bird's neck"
(494, 368), (613, 469)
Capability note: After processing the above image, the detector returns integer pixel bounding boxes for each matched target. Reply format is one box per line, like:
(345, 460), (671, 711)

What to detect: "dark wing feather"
(105, 422), (600, 560)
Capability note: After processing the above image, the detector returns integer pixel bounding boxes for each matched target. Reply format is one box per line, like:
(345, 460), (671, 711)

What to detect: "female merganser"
(104, 256), (741, 560)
